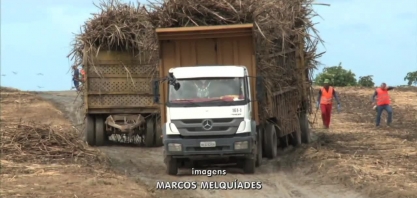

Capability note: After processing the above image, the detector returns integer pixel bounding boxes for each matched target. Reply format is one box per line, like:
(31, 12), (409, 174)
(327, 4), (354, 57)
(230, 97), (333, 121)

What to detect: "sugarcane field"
(1, 0), (417, 198)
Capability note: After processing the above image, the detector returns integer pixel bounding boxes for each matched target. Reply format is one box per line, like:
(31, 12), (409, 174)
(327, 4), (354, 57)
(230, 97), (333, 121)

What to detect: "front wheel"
(243, 158), (255, 174)
(166, 157), (178, 175)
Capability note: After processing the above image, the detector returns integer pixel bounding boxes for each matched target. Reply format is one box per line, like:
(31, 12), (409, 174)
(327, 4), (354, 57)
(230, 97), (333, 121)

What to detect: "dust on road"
(35, 90), (365, 198)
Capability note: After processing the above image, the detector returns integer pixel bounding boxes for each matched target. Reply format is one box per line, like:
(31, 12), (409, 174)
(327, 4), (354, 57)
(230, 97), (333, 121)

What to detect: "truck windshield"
(168, 77), (248, 106)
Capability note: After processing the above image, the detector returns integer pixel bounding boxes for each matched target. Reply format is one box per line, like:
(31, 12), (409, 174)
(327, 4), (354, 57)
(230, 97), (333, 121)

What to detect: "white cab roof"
(169, 66), (246, 78)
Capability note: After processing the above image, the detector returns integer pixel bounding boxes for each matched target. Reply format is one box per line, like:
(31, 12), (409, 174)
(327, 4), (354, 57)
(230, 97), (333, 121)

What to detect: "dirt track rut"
(36, 91), (366, 198)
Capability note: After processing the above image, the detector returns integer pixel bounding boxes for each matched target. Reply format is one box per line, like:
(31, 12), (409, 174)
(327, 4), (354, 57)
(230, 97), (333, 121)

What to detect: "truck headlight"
(234, 141), (248, 150)
(168, 143), (182, 151)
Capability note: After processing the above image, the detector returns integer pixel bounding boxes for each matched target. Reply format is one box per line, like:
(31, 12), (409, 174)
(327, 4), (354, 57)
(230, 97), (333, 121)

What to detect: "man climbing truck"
(153, 24), (311, 175)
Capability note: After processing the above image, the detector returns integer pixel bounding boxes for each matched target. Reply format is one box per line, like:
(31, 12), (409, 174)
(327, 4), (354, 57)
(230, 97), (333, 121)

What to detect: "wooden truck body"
(83, 50), (162, 147)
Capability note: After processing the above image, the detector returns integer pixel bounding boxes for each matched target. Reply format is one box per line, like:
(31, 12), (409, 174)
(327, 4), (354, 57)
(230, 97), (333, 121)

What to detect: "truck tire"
(264, 123), (277, 159)
(86, 114), (95, 146)
(291, 130), (302, 147)
(166, 157), (178, 175)
(95, 116), (106, 146)
(299, 113), (311, 143)
(145, 118), (155, 147)
(279, 135), (289, 148)
(243, 158), (256, 174)
(154, 117), (163, 147)
(256, 127), (263, 167)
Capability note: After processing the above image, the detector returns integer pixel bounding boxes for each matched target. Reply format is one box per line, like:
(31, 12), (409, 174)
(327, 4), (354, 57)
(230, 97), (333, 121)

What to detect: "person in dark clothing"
(72, 65), (80, 91)
(316, 79), (341, 129)
(372, 82), (394, 127)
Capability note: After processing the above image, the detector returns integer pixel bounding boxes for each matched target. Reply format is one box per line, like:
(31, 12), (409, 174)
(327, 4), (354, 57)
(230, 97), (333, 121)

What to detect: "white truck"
(153, 24), (311, 175)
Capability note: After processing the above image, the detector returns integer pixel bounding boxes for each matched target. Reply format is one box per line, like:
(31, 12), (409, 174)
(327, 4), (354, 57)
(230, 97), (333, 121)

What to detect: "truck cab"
(162, 66), (258, 175)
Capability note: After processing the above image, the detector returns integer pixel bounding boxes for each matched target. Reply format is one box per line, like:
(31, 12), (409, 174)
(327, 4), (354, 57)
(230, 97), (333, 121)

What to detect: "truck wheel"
(291, 130), (302, 147)
(144, 118), (155, 147)
(154, 117), (163, 147)
(299, 113), (311, 143)
(279, 135), (289, 148)
(86, 114), (95, 146)
(95, 116), (106, 146)
(243, 158), (256, 174)
(166, 157), (178, 175)
(256, 127), (263, 167)
(264, 124), (278, 159)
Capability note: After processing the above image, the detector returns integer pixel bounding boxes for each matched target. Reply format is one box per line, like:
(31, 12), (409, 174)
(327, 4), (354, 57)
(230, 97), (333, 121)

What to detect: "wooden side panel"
(85, 50), (158, 114)
(196, 39), (217, 65)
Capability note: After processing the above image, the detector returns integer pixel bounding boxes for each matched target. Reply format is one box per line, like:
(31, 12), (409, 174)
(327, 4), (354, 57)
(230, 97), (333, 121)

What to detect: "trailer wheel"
(256, 127), (263, 167)
(144, 118), (155, 147)
(264, 124), (277, 159)
(154, 117), (163, 147)
(85, 114), (95, 146)
(95, 116), (106, 146)
(243, 158), (256, 174)
(279, 135), (289, 148)
(299, 112), (311, 143)
(166, 157), (178, 175)
(291, 130), (302, 147)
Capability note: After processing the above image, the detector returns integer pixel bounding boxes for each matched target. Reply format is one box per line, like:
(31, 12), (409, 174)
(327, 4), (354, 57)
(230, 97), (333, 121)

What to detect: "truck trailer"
(83, 50), (162, 147)
(153, 24), (311, 175)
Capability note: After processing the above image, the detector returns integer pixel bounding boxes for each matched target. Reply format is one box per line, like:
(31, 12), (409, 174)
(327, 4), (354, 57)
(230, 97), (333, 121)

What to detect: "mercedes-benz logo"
(201, 119), (213, 131)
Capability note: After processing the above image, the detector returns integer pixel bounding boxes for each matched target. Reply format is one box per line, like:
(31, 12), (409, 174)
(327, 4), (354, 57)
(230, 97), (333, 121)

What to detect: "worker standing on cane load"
(316, 79), (341, 129)
(372, 83), (394, 127)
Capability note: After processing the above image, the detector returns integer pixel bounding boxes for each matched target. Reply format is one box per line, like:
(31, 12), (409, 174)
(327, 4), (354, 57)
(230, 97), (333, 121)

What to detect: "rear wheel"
(279, 135), (289, 148)
(144, 117), (155, 147)
(154, 116), (163, 147)
(264, 123), (278, 159)
(95, 116), (106, 146)
(86, 114), (95, 146)
(291, 129), (302, 147)
(256, 127), (263, 167)
(299, 112), (311, 143)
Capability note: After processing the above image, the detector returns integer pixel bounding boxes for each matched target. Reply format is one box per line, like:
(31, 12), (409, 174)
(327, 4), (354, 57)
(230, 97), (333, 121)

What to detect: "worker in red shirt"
(372, 83), (394, 127)
(316, 79), (341, 129)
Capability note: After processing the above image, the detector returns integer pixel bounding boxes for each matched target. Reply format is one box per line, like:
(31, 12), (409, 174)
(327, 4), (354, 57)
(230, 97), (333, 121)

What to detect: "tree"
(358, 75), (375, 87)
(314, 62), (357, 86)
(404, 71), (417, 86)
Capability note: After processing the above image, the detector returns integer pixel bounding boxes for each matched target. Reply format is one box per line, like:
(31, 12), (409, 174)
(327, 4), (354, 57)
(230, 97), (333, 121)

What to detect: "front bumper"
(164, 133), (255, 159)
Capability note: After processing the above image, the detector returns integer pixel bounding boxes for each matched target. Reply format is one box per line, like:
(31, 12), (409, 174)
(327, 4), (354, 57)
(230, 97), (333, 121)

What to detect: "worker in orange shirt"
(80, 67), (86, 82)
(316, 79), (341, 129)
(372, 82), (394, 127)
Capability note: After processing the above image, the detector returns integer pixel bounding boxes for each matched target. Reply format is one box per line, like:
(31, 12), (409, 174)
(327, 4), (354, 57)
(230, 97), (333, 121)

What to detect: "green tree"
(358, 75), (375, 87)
(314, 62), (357, 86)
(404, 71), (417, 86)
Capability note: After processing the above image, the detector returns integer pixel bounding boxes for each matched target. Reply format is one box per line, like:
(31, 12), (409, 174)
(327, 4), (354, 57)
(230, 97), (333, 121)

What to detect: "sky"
(1, 0), (416, 91)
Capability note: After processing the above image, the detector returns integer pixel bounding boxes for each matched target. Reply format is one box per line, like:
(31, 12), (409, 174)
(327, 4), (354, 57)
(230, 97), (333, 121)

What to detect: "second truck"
(153, 24), (311, 175)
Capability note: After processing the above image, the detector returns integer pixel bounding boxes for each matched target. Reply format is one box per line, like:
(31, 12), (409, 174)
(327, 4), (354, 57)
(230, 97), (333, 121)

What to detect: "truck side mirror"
(152, 80), (160, 103)
(174, 82), (180, 91)
(256, 76), (265, 102)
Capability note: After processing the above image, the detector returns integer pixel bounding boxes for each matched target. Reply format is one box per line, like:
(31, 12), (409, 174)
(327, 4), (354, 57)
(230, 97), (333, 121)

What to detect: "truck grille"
(171, 118), (244, 136)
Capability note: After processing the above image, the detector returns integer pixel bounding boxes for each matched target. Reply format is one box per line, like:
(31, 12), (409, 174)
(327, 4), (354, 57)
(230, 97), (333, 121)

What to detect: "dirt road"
(36, 91), (365, 198)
